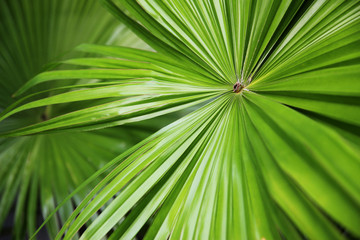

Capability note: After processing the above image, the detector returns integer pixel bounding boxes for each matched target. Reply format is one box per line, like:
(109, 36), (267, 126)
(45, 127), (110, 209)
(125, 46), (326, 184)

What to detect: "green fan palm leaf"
(0, 0), (157, 239)
(1, 0), (360, 239)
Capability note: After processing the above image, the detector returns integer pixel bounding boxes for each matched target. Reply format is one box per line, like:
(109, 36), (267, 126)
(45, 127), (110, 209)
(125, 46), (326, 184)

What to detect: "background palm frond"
(0, 0), (156, 239)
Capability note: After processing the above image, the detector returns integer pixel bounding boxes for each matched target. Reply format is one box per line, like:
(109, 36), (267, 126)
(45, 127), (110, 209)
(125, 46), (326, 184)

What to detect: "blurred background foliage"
(0, 0), (174, 239)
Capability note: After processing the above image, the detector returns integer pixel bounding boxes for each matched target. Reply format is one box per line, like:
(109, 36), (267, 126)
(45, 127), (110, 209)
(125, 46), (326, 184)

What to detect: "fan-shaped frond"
(1, 0), (359, 239)
(0, 0), (153, 239)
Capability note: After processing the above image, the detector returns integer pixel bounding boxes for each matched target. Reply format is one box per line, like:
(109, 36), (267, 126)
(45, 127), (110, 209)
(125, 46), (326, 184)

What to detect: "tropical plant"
(0, 0), (161, 239)
(1, 0), (360, 239)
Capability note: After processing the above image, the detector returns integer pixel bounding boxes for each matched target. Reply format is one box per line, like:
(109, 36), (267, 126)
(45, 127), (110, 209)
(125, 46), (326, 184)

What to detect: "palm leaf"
(0, 0), (155, 239)
(2, 0), (360, 239)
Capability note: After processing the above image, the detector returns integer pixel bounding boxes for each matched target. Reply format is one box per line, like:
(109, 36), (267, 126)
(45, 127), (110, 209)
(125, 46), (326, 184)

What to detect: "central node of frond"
(233, 82), (245, 93)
